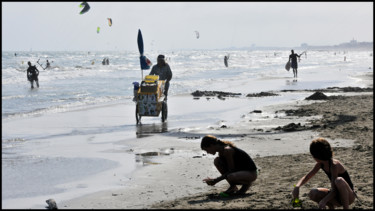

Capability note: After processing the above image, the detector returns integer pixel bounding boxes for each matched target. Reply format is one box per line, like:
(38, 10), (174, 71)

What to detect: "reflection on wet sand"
(286, 79), (298, 86)
(136, 122), (168, 138)
(135, 147), (174, 166)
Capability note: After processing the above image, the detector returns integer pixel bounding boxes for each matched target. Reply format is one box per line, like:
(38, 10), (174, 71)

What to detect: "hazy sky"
(2, 1), (373, 51)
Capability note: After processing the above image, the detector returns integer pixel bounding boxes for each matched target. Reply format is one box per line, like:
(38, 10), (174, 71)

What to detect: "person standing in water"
(201, 135), (258, 195)
(289, 49), (301, 78)
(26, 61), (39, 89)
(224, 55), (229, 67)
(46, 60), (51, 69)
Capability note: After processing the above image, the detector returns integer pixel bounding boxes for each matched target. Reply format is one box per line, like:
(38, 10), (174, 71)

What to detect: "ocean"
(2, 49), (373, 208)
(2, 50), (372, 120)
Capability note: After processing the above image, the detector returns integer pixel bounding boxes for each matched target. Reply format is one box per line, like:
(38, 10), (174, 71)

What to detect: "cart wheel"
(136, 104), (141, 124)
(161, 101), (168, 122)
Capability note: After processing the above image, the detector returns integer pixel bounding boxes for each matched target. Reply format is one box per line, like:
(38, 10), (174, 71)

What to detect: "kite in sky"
(108, 18), (112, 27)
(194, 31), (199, 39)
(79, 2), (90, 15)
(97, 27), (100, 34)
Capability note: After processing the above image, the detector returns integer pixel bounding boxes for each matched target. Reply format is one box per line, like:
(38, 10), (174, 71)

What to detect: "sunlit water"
(2, 50), (372, 120)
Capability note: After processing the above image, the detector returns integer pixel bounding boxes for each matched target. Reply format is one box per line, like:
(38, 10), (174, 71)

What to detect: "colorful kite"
(79, 2), (90, 15)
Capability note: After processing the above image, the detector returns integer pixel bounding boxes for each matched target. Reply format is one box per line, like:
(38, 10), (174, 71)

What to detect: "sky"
(1, 1), (373, 51)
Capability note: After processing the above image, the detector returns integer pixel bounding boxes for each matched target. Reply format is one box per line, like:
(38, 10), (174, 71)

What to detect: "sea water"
(2, 50), (372, 120)
(2, 49), (373, 208)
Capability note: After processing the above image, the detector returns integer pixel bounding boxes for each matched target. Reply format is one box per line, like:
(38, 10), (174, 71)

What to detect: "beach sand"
(58, 73), (373, 209)
(151, 93), (373, 209)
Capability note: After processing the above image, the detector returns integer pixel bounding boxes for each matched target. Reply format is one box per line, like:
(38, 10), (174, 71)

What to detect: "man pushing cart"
(135, 30), (172, 124)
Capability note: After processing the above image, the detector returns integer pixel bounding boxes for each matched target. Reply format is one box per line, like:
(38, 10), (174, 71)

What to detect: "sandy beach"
(151, 93), (373, 209)
(54, 72), (374, 209)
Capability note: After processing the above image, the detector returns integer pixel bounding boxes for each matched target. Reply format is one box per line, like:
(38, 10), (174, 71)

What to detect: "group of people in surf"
(26, 49), (302, 90)
(201, 135), (357, 209)
(102, 57), (110, 65)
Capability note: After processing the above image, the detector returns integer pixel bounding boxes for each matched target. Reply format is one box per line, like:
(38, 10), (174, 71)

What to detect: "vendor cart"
(134, 75), (167, 124)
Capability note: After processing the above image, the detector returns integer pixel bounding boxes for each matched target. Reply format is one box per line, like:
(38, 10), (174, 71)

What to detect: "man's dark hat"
(157, 54), (165, 59)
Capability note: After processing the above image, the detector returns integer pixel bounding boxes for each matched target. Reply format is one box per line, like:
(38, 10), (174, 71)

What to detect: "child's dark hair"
(201, 135), (235, 149)
(309, 138), (333, 161)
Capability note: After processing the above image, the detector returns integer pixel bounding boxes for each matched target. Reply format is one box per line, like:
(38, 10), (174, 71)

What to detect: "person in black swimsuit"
(291, 138), (356, 209)
(26, 61), (40, 89)
(289, 50), (300, 78)
(201, 135), (258, 195)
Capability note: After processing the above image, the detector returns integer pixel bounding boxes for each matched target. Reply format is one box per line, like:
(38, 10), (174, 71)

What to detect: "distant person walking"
(27, 61), (39, 89)
(289, 50), (301, 78)
(201, 135), (258, 195)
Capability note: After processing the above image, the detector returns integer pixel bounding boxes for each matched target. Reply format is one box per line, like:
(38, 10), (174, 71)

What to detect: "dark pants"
(164, 81), (170, 96)
(28, 75), (39, 88)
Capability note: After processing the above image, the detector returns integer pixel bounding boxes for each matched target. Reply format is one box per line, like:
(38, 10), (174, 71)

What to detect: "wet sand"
(58, 73), (373, 209)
